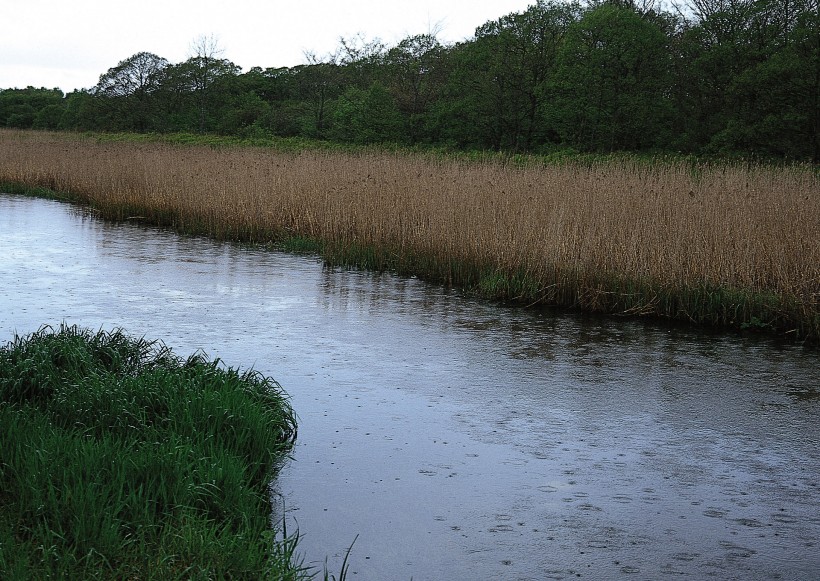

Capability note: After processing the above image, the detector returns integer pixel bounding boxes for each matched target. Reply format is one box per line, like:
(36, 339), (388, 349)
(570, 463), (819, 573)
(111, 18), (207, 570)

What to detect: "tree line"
(2, 0), (817, 162)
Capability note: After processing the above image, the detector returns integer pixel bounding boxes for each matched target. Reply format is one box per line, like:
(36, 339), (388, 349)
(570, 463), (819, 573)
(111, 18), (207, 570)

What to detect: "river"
(1, 193), (818, 580)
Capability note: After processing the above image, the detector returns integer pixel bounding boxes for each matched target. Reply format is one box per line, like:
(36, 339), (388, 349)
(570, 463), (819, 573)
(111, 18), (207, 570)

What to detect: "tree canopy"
(2, 0), (816, 162)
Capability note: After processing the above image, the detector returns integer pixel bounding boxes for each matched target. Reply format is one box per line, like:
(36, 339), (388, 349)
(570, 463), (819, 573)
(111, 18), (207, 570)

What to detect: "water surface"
(1, 194), (818, 580)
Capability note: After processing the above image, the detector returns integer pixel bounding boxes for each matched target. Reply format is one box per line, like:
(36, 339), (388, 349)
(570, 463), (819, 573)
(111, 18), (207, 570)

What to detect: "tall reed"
(1, 129), (817, 340)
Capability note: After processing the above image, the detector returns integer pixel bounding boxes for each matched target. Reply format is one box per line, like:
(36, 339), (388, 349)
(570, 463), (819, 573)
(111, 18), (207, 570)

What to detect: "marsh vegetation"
(1, 129), (817, 341)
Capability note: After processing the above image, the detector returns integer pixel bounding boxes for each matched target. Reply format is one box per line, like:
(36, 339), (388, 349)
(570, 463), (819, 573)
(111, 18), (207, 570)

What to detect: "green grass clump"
(0, 181), (72, 201)
(0, 324), (305, 580)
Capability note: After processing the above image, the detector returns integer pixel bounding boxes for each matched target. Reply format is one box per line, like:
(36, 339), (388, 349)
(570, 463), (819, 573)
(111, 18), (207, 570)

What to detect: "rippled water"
(1, 194), (818, 580)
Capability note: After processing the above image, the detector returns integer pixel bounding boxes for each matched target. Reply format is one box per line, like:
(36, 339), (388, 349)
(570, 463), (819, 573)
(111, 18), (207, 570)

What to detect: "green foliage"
(710, 3), (819, 160)
(330, 83), (405, 144)
(0, 324), (304, 579)
(553, 3), (672, 151)
(0, 88), (64, 129)
(2, 0), (817, 161)
(381, 34), (449, 144)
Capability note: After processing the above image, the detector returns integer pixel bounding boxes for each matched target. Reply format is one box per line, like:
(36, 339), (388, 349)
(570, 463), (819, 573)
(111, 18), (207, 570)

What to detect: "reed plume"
(2, 129), (817, 340)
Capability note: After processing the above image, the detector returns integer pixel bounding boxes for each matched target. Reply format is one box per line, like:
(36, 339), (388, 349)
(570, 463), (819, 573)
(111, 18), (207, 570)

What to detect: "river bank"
(1, 129), (817, 342)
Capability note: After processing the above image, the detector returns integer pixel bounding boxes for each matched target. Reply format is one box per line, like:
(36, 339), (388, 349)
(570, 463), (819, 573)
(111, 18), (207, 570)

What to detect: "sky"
(1, 0), (536, 93)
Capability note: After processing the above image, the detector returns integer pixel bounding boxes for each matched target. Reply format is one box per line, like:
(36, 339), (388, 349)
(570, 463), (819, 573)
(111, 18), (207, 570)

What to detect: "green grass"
(0, 324), (312, 580)
(0, 181), (73, 201)
(77, 130), (819, 174)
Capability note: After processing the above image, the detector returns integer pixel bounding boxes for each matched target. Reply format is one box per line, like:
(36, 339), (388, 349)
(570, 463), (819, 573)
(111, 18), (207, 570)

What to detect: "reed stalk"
(1, 129), (817, 341)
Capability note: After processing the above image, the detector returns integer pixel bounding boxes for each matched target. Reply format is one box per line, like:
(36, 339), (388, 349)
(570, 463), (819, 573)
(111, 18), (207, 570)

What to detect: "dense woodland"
(2, 0), (818, 161)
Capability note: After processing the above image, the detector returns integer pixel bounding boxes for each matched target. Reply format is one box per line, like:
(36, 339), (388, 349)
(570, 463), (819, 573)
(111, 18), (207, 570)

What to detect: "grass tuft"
(0, 324), (309, 579)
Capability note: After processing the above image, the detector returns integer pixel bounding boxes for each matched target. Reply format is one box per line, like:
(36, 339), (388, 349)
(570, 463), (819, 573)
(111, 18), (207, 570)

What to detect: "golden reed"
(1, 129), (817, 340)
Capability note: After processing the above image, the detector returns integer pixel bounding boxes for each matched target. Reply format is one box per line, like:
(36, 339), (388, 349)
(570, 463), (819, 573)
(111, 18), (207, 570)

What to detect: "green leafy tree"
(382, 34), (449, 143)
(330, 82), (404, 144)
(671, 0), (818, 160)
(182, 35), (241, 132)
(58, 90), (100, 130)
(93, 52), (168, 131)
(708, 0), (819, 159)
(0, 87), (64, 129)
(217, 91), (271, 135)
(154, 55), (240, 133)
(553, 3), (672, 151)
(293, 57), (344, 139)
(440, 0), (580, 151)
(253, 67), (311, 137)
(33, 104), (65, 129)
(335, 34), (387, 90)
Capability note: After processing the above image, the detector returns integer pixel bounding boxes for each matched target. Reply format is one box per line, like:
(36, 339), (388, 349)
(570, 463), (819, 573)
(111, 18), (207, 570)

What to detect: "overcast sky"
(1, 0), (535, 93)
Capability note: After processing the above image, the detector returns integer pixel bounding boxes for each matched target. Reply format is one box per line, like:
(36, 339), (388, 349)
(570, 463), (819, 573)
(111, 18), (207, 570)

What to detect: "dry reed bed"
(1, 129), (818, 339)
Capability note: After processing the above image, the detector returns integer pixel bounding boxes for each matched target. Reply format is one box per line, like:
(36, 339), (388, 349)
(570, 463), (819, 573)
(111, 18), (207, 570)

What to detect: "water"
(1, 193), (818, 580)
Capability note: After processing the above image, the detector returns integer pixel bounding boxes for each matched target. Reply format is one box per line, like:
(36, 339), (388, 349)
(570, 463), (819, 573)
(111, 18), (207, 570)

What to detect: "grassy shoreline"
(0, 325), (308, 579)
(1, 129), (817, 343)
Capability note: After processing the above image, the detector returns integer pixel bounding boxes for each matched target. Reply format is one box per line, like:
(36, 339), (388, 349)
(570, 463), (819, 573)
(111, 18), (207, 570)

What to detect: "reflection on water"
(1, 193), (819, 580)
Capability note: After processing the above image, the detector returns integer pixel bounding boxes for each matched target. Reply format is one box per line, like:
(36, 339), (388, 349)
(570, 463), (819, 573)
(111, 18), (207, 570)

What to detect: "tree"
(330, 82), (404, 144)
(708, 0), (820, 159)
(95, 52), (169, 98)
(245, 66), (310, 137)
(33, 104), (65, 129)
(440, 1), (580, 151)
(670, 0), (819, 159)
(185, 35), (240, 132)
(59, 90), (100, 130)
(293, 55), (344, 139)
(553, 3), (672, 151)
(0, 87), (65, 129)
(382, 34), (449, 144)
(94, 52), (168, 131)
(335, 34), (387, 89)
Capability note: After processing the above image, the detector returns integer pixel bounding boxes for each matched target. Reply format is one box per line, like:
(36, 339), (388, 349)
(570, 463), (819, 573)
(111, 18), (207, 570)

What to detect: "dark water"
(1, 193), (818, 580)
